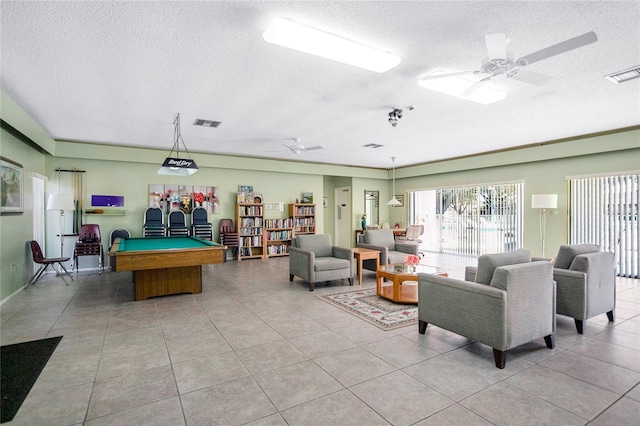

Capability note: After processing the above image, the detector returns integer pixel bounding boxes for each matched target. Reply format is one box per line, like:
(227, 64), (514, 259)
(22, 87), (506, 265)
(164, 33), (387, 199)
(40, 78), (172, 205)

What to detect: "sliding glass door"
(408, 183), (523, 256)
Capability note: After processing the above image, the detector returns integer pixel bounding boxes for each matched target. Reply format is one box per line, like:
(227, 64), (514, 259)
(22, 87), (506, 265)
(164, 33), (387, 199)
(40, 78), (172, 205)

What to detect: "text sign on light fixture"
(263, 17), (401, 73)
(418, 71), (506, 104)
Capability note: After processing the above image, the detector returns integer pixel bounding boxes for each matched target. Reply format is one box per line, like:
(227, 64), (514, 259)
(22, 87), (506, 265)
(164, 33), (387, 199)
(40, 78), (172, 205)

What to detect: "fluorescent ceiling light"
(263, 17), (400, 73)
(418, 71), (506, 104)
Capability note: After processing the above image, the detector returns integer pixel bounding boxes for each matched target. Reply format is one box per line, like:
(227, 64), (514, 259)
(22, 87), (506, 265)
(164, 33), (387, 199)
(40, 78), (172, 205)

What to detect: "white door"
(334, 186), (351, 247)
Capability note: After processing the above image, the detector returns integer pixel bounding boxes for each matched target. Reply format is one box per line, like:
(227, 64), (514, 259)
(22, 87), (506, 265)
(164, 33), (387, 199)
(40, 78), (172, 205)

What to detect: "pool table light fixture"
(263, 17), (401, 73)
(158, 113), (199, 176)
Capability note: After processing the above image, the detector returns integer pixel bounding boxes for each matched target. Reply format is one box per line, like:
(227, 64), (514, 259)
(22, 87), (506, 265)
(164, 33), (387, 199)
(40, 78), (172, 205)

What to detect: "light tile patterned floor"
(1, 253), (639, 425)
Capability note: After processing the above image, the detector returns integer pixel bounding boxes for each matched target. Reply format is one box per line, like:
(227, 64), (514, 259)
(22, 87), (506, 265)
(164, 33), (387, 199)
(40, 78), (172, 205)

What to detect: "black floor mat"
(1, 336), (63, 423)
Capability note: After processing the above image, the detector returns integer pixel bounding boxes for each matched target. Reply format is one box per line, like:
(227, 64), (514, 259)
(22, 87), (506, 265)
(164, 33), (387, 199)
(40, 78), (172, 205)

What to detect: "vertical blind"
(570, 174), (639, 277)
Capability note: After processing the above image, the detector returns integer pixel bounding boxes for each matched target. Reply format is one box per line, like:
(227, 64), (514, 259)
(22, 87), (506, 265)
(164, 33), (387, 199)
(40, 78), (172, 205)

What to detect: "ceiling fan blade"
(516, 31), (597, 66)
(458, 76), (491, 99)
(509, 69), (553, 86)
(420, 70), (482, 82)
(304, 146), (323, 151)
(485, 33), (507, 61)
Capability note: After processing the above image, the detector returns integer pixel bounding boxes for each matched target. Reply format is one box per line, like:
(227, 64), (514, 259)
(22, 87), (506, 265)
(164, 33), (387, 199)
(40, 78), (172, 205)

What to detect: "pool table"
(109, 236), (226, 300)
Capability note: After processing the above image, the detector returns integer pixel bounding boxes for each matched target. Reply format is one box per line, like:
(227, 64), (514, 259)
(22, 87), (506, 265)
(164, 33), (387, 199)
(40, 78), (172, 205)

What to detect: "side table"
(352, 247), (380, 285)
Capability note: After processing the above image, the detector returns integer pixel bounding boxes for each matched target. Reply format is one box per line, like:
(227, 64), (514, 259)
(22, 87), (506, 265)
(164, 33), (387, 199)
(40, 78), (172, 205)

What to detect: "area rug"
(318, 288), (417, 330)
(1, 336), (63, 423)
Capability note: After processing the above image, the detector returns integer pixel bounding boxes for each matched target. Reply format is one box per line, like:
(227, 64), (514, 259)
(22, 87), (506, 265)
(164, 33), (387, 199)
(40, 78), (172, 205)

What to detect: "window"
(408, 183), (523, 255)
(570, 174), (639, 277)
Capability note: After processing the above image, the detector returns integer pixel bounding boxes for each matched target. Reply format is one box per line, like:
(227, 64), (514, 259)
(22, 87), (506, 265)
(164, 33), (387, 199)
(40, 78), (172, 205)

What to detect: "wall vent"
(193, 119), (222, 127)
(604, 65), (640, 84)
(363, 143), (384, 148)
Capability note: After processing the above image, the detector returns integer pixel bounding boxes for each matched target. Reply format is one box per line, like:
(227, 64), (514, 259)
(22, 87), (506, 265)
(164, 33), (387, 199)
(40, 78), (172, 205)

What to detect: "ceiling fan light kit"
(263, 17), (401, 73)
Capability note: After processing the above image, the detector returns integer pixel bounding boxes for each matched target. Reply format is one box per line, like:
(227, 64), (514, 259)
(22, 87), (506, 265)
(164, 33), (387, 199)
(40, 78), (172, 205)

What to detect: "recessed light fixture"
(263, 17), (401, 73)
(418, 71), (506, 104)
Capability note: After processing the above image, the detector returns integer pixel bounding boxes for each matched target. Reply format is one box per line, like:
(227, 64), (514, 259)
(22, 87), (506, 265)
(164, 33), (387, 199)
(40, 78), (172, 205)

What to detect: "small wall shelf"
(83, 208), (127, 216)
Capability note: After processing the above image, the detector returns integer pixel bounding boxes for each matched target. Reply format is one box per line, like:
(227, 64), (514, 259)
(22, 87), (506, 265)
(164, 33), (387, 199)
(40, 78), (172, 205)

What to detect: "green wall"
(42, 156), (325, 260)
(2, 91), (639, 303)
(0, 126), (46, 299)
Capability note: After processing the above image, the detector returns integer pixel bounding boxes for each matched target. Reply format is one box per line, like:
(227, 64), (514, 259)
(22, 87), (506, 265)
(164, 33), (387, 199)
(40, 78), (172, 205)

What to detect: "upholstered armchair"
(552, 244), (615, 334)
(289, 234), (355, 291)
(418, 257), (556, 369)
(356, 229), (418, 272)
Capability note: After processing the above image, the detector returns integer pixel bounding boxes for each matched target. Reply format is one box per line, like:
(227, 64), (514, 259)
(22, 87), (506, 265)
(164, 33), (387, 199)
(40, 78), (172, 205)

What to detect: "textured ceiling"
(1, 1), (639, 169)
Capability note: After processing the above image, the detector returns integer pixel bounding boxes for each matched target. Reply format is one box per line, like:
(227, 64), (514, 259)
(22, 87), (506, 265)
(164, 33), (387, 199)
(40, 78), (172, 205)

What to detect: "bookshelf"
(290, 203), (316, 235)
(236, 203), (265, 260)
(265, 218), (294, 258)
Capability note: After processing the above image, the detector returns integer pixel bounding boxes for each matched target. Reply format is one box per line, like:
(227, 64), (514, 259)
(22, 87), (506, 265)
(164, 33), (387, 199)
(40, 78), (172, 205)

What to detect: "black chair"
(109, 228), (130, 249)
(73, 224), (104, 274)
(26, 240), (73, 287)
(168, 210), (189, 236)
(191, 207), (213, 240)
(143, 207), (165, 237)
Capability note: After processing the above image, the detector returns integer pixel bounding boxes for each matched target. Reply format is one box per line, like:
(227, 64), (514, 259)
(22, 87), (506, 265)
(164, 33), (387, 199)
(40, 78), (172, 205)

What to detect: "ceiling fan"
(420, 31), (597, 98)
(277, 138), (323, 156)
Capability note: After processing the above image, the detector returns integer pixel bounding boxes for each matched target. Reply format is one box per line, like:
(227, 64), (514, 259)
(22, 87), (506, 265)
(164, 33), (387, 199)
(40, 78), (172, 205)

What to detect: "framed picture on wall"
(1, 157), (24, 214)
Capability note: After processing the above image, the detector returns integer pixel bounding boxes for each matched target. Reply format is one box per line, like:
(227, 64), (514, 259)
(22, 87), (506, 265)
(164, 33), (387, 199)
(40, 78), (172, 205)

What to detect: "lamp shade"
(532, 194), (558, 209)
(386, 197), (402, 206)
(157, 157), (199, 176)
(47, 194), (75, 211)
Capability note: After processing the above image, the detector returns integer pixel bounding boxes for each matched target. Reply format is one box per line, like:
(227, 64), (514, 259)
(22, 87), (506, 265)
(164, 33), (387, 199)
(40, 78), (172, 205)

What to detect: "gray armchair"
(552, 244), (615, 334)
(289, 234), (355, 291)
(418, 254), (555, 369)
(356, 229), (418, 272)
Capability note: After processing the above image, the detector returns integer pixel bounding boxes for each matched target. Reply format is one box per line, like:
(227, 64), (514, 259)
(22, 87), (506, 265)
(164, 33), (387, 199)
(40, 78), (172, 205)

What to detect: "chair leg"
(544, 333), (555, 349)
(289, 274), (294, 281)
(348, 277), (353, 286)
(51, 264), (72, 286)
(309, 282), (315, 291)
(606, 310), (615, 322)
(418, 320), (428, 334)
(493, 349), (506, 369)
(25, 265), (48, 288)
(574, 319), (584, 334)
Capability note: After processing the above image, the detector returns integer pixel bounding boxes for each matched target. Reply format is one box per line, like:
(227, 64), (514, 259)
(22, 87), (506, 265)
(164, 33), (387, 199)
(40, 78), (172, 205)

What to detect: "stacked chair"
(191, 207), (213, 240)
(73, 223), (104, 274)
(219, 218), (239, 260)
(143, 207), (165, 237)
(168, 210), (189, 236)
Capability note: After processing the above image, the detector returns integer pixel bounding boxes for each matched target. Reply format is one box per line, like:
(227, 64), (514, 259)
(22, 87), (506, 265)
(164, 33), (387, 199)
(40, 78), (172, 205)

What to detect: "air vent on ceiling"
(193, 119), (221, 128)
(363, 143), (384, 148)
(604, 65), (640, 84)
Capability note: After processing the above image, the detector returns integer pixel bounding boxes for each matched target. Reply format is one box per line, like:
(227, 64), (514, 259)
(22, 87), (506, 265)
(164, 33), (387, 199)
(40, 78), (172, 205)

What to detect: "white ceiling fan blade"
(516, 31), (597, 66)
(509, 69), (553, 86)
(458, 76), (491, 99)
(420, 70), (481, 81)
(485, 33), (507, 61)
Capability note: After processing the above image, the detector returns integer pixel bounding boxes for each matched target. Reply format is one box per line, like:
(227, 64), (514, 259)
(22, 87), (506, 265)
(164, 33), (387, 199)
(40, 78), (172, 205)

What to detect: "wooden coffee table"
(376, 263), (447, 304)
(352, 247), (380, 285)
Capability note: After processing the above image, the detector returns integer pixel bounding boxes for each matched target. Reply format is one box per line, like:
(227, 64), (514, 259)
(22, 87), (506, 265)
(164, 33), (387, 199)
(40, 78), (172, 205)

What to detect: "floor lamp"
(531, 194), (557, 258)
(47, 194), (75, 257)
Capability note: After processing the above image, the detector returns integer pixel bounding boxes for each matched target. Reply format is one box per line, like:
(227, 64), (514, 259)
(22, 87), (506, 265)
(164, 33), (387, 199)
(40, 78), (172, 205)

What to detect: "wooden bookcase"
(265, 218), (294, 257)
(236, 203), (265, 260)
(290, 203), (316, 235)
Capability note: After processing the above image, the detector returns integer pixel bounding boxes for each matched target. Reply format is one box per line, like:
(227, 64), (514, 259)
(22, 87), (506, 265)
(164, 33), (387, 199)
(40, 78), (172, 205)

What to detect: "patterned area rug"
(318, 288), (417, 330)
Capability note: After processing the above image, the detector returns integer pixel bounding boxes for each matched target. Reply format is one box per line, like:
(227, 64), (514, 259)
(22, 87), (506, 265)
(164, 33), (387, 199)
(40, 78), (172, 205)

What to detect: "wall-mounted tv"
(91, 195), (124, 207)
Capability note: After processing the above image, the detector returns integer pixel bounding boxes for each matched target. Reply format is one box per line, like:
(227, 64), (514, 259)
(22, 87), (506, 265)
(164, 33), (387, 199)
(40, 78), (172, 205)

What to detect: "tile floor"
(1, 253), (639, 425)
